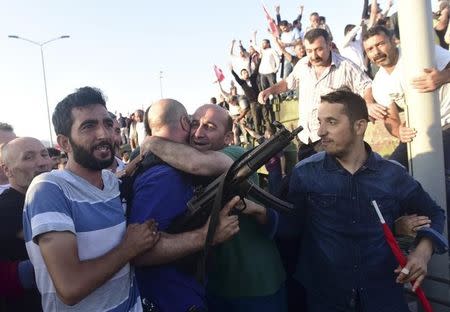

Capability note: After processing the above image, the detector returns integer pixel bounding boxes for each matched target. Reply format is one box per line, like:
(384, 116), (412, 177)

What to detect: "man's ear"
(224, 131), (234, 146)
(57, 135), (71, 154)
(2, 163), (12, 179)
(180, 115), (191, 132)
(354, 119), (368, 136)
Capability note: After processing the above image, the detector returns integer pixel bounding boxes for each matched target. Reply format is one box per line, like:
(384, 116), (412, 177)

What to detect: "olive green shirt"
(206, 145), (286, 297)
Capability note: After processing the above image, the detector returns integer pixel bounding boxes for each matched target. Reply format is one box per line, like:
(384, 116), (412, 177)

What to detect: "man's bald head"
(190, 104), (234, 151)
(193, 104), (233, 132)
(2, 137), (51, 193)
(146, 99), (190, 144)
(147, 99), (188, 133)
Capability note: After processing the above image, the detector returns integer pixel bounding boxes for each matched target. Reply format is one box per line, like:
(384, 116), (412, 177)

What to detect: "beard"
(69, 138), (114, 171)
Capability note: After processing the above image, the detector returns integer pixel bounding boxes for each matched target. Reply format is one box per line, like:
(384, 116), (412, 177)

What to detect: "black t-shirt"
(0, 188), (27, 261)
(0, 188), (42, 312)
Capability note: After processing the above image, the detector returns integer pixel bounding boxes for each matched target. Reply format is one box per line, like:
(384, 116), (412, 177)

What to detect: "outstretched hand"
(398, 123), (417, 143)
(258, 90), (271, 104)
(411, 68), (448, 92)
(395, 238), (433, 291)
(367, 102), (387, 121)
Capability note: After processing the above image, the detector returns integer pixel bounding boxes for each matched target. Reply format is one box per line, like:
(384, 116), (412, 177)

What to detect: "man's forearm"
(414, 237), (433, 261)
(441, 67), (450, 85)
(133, 230), (205, 266)
(40, 236), (134, 306)
(268, 80), (288, 96)
(145, 137), (233, 176)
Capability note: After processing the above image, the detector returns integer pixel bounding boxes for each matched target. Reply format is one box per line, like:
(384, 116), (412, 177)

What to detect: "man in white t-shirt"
(341, 23), (367, 72)
(363, 25), (450, 170)
(279, 20), (301, 79)
(134, 109), (146, 148)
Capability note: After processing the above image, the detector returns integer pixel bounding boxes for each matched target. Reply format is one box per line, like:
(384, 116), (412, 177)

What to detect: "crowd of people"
(1, 0), (450, 311)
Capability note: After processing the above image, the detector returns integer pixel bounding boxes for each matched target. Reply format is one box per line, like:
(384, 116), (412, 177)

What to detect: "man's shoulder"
(28, 170), (68, 190)
(0, 188), (24, 215)
(221, 145), (246, 160)
(295, 151), (326, 170)
(135, 163), (190, 190)
(334, 52), (362, 70)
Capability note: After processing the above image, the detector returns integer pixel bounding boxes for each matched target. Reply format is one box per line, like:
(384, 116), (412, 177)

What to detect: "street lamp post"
(8, 35), (70, 147)
(159, 70), (164, 98)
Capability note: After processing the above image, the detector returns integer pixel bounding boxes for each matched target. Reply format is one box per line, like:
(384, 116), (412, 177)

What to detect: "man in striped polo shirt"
(23, 87), (160, 311)
(258, 28), (377, 161)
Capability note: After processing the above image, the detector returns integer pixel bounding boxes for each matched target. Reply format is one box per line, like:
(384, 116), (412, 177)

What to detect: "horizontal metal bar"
(405, 289), (450, 308)
(425, 274), (450, 286)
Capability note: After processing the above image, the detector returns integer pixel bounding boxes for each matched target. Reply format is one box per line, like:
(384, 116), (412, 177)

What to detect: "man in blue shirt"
(245, 88), (447, 311)
(129, 99), (240, 312)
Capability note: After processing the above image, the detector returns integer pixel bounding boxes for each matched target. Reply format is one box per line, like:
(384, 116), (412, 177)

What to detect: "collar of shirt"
(306, 51), (341, 69)
(322, 142), (379, 173)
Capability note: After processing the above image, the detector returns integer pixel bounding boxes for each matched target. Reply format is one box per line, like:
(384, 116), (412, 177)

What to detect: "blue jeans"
(206, 285), (287, 312)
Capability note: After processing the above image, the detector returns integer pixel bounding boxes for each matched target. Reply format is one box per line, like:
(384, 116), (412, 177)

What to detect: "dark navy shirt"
(130, 164), (206, 312)
(279, 146), (445, 312)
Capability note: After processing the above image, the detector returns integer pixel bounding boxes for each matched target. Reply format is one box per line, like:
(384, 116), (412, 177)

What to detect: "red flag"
(214, 65), (225, 82)
(371, 201), (433, 312)
(262, 3), (279, 37)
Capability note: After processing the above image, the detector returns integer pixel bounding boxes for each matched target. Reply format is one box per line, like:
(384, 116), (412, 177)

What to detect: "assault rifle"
(167, 122), (303, 234)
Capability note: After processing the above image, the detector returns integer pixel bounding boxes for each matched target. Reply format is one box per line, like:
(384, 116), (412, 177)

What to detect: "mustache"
(310, 57), (322, 62)
(91, 140), (113, 151)
(373, 53), (387, 62)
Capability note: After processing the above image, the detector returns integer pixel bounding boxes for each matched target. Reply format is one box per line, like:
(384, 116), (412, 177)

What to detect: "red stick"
(372, 201), (432, 312)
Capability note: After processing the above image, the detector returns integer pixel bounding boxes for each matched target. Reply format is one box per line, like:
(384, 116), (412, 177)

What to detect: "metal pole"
(159, 71), (163, 98)
(398, 1), (449, 310)
(40, 47), (53, 147)
(8, 35), (69, 147)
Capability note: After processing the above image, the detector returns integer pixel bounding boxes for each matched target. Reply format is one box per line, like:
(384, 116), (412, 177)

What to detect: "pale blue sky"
(1, 0), (397, 143)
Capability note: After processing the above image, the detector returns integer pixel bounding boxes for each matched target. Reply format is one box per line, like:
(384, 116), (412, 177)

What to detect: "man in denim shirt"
(246, 88), (447, 311)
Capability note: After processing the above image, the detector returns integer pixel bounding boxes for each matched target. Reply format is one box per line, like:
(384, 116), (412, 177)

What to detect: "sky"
(0, 0), (398, 145)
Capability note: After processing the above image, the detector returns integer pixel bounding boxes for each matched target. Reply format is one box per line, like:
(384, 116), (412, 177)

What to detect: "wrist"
(415, 237), (433, 260)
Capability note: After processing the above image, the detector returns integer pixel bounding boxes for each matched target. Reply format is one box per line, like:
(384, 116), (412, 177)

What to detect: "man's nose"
(317, 123), (326, 137)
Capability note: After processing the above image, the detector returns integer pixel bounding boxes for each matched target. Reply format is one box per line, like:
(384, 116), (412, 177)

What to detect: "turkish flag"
(262, 3), (279, 37)
(214, 65), (225, 82)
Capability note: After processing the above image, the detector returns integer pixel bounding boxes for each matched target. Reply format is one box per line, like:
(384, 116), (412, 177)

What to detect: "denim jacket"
(278, 145), (446, 311)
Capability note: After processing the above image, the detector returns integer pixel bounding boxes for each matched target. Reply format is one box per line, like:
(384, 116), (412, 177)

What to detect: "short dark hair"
(240, 68), (249, 75)
(362, 25), (393, 42)
(0, 122), (13, 132)
(304, 28), (330, 43)
(344, 24), (356, 36)
(47, 147), (61, 158)
(210, 97), (217, 104)
(262, 39), (271, 47)
(135, 109), (144, 119)
(279, 20), (289, 27)
(310, 12), (319, 17)
(320, 87), (369, 122)
(319, 16), (326, 23)
(52, 87), (107, 137)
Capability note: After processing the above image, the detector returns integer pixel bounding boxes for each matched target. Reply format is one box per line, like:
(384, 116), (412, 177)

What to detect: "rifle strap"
(198, 172), (227, 283)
